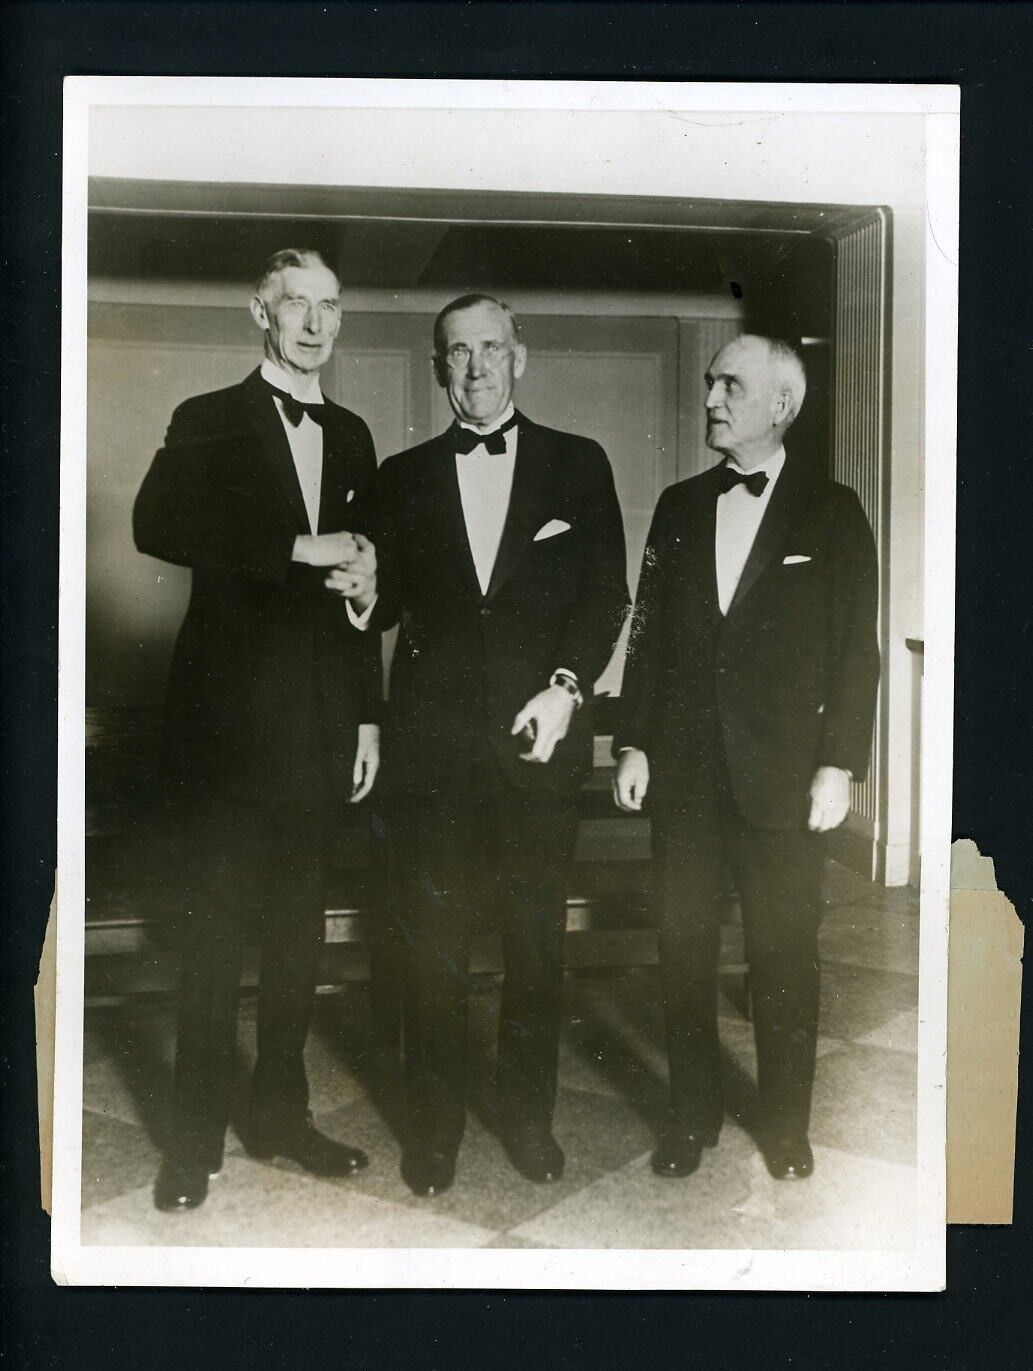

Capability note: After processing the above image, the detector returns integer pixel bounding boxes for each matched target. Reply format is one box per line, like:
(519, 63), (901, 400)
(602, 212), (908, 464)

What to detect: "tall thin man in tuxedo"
(134, 250), (380, 1211)
(615, 334), (879, 1181)
(331, 295), (629, 1196)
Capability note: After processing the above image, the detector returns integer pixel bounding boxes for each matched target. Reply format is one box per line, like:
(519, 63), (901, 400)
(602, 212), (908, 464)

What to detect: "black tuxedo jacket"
(616, 455), (880, 829)
(374, 413), (630, 798)
(133, 368), (381, 804)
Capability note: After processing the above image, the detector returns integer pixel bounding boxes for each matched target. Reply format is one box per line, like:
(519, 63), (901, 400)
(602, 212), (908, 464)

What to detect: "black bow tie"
(718, 464), (769, 497)
(452, 414), (518, 455)
(265, 382), (326, 427)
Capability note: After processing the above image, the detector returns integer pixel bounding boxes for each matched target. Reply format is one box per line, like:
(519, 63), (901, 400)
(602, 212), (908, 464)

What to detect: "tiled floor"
(80, 862), (919, 1251)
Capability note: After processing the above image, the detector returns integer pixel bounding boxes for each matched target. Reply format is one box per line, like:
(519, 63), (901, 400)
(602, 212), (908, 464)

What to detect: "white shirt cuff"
(346, 595), (377, 630)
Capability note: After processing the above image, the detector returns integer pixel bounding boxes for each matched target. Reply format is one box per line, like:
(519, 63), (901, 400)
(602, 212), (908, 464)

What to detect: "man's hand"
(293, 530), (360, 568)
(614, 748), (650, 812)
(511, 684), (576, 765)
(350, 723), (380, 803)
(807, 765), (852, 832)
(323, 532), (378, 610)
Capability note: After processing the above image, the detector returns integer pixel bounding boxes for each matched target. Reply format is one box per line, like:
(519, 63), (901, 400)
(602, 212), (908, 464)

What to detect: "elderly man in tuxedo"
(615, 334), (879, 1181)
(338, 294), (629, 1196)
(134, 249), (380, 1211)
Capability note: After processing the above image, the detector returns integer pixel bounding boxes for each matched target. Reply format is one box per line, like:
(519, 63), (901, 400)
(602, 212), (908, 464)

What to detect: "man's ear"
(772, 387), (792, 426)
(513, 343), (528, 381)
(249, 295), (269, 330)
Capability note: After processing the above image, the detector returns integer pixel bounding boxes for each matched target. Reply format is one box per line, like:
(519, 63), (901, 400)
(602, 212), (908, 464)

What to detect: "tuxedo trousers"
(390, 775), (579, 1151)
(170, 798), (328, 1167)
(653, 786), (823, 1142)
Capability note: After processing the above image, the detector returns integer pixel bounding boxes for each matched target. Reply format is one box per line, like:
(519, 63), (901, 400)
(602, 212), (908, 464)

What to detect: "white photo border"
(54, 77), (957, 1291)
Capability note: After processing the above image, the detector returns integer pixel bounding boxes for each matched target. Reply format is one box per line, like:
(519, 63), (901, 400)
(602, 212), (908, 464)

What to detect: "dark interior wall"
(86, 215), (832, 712)
(87, 297), (724, 708)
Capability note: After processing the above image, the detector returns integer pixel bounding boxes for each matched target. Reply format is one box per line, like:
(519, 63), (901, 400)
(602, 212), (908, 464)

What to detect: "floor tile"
(81, 1156), (494, 1249)
(81, 1008), (178, 1143)
(809, 1043), (917, 1166)
(717, 1016), (841, 1076)
(822, 861), (918, 915)
(511, 1125), (760, 1250)
(305, 1086), (655, 1236)
(820, 907), (920, 976)
(557, 975), (670, 1118)
(513, 1137), (916, 1252)
(284, 995), (374, 1115)
(819, 961), (919, 1043)
(81, 1110), (161, 1209)
(80, 860), (922, 1255)
(853, 1008), (919, 1054)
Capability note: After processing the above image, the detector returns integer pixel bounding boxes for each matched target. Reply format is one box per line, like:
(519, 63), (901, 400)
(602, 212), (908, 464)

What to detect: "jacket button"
(481, 607), (491, 618)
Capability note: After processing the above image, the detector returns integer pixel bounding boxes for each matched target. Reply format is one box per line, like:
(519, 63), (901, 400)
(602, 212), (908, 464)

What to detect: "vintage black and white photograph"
(52, 79), (956, 1289)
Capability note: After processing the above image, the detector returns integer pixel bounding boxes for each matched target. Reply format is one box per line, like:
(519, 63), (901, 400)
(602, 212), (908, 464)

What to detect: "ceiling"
(88, 178), (850, 330)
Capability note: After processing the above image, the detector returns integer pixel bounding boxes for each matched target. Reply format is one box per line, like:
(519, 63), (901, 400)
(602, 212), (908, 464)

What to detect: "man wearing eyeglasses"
(335, 294), (629, 1195)
(134, 249), (380, 1211)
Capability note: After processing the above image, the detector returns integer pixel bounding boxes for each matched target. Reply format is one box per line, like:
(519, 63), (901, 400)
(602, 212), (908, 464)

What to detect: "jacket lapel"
(685, 465), (724, 622)
(485, 414), (547, 602)
(242, 369), (311, 532)
(316, 402), (356, 534)
(726, 451), (815, 616)
(429, 431), (484, 599)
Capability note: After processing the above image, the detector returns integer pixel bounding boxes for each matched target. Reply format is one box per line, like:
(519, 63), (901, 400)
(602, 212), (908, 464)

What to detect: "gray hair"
(736, 334), (808, 425)
(433, 293), (521, 356)
(255, 249), (339, 302)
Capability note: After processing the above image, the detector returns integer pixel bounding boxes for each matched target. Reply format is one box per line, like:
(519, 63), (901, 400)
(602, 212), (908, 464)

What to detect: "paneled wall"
(87, 292), (740, 707)
(830, 212), (890, 878)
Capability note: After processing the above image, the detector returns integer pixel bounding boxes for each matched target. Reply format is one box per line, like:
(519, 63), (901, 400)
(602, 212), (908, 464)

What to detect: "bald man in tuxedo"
(615, 334), (879, 1182)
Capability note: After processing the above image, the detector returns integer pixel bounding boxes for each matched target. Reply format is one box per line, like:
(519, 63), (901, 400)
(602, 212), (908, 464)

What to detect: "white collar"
(260, 357), (324, 404)
(726, 445), (786, 479)
(455, 403), (516, 436)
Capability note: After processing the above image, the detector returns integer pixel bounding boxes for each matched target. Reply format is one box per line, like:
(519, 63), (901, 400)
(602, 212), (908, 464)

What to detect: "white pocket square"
(534, 519), (571, 542)
(783, 554), (811, 564)
(346, 489), (355, 503)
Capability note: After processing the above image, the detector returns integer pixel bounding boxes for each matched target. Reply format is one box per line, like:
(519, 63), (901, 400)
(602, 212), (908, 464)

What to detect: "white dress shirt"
(453, 408), (577, 693)
(263, 358), (372, 630)
(454, 404), (517, 595)
(261, 358), (324, 535)
(714, 446), (786, 615)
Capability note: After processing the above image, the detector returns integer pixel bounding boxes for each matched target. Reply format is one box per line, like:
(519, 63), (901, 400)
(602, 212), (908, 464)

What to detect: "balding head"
(255, 248), (339, 304)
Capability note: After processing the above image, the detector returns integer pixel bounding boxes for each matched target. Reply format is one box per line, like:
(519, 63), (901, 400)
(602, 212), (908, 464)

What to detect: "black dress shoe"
(247, 1112), (368, 1176)
(154, 1159), (211, 1211)
(503, 1129), (565, 1183)
(400, 1146), (457, 1197)
(764, 1135), (815, 1180)
(650, 1128), (719, 1178)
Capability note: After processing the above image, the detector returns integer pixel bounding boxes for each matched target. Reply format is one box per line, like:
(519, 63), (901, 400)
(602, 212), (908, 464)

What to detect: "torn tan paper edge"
(947, 840), (1023, 1224)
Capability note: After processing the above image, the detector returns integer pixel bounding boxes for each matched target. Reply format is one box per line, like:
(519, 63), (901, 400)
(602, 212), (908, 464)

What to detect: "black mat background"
(2, 3), (1031, 1366)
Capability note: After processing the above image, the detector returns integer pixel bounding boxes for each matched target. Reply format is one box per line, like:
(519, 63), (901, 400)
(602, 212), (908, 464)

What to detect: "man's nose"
(466, 349), (487, 376)
(303, 305), (321, 332)
(705, 383), (721, 409)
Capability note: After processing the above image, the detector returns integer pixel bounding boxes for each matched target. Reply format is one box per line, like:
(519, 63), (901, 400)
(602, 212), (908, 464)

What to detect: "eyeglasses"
(437, 341), (515, 371)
